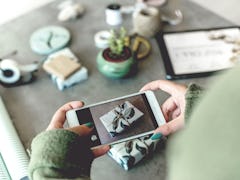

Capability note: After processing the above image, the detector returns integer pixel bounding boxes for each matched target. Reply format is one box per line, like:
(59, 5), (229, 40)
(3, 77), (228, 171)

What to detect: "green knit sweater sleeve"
(28, 129), (94, 180)
(184, 83), (204, 123)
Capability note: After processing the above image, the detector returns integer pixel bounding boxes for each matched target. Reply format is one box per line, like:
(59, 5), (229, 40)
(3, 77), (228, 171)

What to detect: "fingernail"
(84, 122), (94, 128)
(150, 133), (162, 140)
(109, 144), (113, 149)
(81, 101), (85, 106)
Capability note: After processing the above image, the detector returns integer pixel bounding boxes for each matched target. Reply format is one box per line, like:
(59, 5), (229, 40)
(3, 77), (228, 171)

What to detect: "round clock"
(30, 25), (71, 55)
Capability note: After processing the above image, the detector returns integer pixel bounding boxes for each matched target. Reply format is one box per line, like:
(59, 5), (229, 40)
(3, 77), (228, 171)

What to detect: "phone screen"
(76, 93), (159, 147)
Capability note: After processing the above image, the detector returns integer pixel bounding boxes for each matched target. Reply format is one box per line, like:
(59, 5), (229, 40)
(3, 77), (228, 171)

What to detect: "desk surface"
(0, 0), (234, 179)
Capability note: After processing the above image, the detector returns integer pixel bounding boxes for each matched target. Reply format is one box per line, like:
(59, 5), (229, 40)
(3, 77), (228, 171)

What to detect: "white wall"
(0, 0), (239, 25)
(190, 0), (240, 25)
(0, 0), (54, 25)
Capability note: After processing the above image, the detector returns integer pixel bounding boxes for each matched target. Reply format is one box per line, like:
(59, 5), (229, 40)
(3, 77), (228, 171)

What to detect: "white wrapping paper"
(108, 134), (161, 170)
(100, 101), (144, 137)
(0, 96), (29, 180)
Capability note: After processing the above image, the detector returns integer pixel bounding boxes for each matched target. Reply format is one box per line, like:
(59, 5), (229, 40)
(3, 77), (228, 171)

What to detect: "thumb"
(92, 145), (110, 158)
(68, 123), (93, 136)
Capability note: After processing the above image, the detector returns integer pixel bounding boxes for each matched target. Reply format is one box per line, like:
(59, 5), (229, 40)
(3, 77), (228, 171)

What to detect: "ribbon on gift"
(110, 102), (136, 136)
(100, 101), (143, 137)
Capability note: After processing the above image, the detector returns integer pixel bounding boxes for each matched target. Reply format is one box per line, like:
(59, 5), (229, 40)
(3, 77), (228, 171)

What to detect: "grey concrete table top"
(0, 0), (234, 179)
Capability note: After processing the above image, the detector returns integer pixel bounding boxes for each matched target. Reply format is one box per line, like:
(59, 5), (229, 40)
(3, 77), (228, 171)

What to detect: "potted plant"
(96, 27), (135, 78)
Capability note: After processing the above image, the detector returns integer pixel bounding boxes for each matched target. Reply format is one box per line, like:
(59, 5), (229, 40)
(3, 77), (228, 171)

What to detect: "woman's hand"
(140, 80), (187, 136)
(47, 101), (110, 157)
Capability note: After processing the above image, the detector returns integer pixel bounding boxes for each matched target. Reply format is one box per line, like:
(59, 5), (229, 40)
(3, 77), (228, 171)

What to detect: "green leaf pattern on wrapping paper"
(148, 142), (155, 153)
(118, 136), (158, 170)
(120, 120), (129, 129)
(136, 142), (147, 156)
(120, 102), (127, 110)
(109, 131), (117, 137)
(143, 134), (151, 140)
(123, 107), (135, 120)
(125, 140), (133, 154)
(111, 103), (136, 132)
(122, 155), (135, 169)
(112, 111), (121, 130)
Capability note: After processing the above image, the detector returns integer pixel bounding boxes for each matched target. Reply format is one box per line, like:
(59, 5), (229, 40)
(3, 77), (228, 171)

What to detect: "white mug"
(105, 4), (122, 26)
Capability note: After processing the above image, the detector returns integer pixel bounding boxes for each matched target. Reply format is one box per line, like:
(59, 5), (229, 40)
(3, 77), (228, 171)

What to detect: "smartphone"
(66, 91), (166, 148)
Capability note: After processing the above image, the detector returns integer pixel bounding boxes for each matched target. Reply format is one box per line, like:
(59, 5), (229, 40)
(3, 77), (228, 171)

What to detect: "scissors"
(125, 34), (151, 60)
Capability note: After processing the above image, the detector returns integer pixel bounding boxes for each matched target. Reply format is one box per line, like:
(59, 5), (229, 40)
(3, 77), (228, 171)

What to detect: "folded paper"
(43, 48), (88, 90)
(51, 66), (88, 91)
(108, 133), (162, 170)
(100, 101), (143, 137)
(43, 55), (81, 80)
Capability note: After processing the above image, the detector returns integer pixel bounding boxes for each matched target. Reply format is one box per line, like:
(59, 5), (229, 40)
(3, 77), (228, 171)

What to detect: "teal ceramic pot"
(97, 47), (135, 78)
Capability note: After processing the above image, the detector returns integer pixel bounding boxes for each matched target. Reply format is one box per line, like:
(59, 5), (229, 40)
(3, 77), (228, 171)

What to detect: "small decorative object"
(43, 48), (88, 91)
(96, 27), (135, 78)
(108, 133), (163, 170)
(136, 0), (167, 7)
(105, 3), (122, 26)
(51, 67), (88, 91)
(121, 0), (166, 15)
(133, 6), (162, 38)
(94, 30), (111, 49)
(43, 55), (81, 80)
(0, 59), (39, 87)
(161, 9), (183, 26)
(100, 101), (144, 137)
(30, 26), (71, 55)
(125, 35), (152, 60)
(57, 0), (85, 22)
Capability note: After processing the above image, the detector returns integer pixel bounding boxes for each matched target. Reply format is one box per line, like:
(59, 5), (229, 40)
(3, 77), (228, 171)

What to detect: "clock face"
(30, 26), (71, 55)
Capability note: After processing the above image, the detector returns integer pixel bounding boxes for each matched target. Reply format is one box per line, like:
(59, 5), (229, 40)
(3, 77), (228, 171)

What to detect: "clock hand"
(47, 31), (53, 48)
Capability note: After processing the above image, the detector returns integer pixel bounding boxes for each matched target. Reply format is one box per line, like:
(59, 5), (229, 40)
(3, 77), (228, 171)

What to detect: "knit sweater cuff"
(184, 83), (204, 123)
(29, 129), (94, 179)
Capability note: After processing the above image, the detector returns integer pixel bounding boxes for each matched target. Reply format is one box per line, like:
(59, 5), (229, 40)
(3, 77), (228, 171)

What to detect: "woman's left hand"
(47, 101), (110, 157)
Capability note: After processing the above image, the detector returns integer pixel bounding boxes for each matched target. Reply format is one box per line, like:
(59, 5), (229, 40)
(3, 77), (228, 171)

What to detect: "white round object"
(136, 0), (167, 7)
(105, 4), (122, 26)
(58, 4), (85, 21)
(94, 31), (111, 49)
(91, 135), (98, 142)
(30, 26), (71, 55)
(0, 59), (21, 84)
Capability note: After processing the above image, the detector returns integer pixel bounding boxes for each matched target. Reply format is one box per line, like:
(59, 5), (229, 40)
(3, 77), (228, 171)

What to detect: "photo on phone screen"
(68, 92), (165, 148)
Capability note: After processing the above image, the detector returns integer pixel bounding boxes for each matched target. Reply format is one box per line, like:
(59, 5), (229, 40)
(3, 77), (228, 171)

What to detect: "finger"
(154, 115), (184, 136)
(161, 96), (177, 122)
(171, 107), (181, 120)
(68, 125), (93, 136)
(47, 101), (84, 130)
(140, 80), (186, 97)
(92, 145), (110, 158)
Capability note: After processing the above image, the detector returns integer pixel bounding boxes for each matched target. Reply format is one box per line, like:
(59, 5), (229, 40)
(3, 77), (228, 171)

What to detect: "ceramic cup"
(105, 3), (122, 26)
(133, 6), (162, 37)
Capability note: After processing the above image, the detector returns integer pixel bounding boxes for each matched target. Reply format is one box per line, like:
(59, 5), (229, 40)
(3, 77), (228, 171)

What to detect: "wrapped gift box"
(51, 66), (88, 91)
(108, 133), (163, 170)
(43, 48), (88, 90)
(100, 101), (144, 137)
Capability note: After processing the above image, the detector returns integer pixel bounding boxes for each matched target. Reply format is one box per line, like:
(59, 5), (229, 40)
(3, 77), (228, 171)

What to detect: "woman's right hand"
(140, 80), (187, 136)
